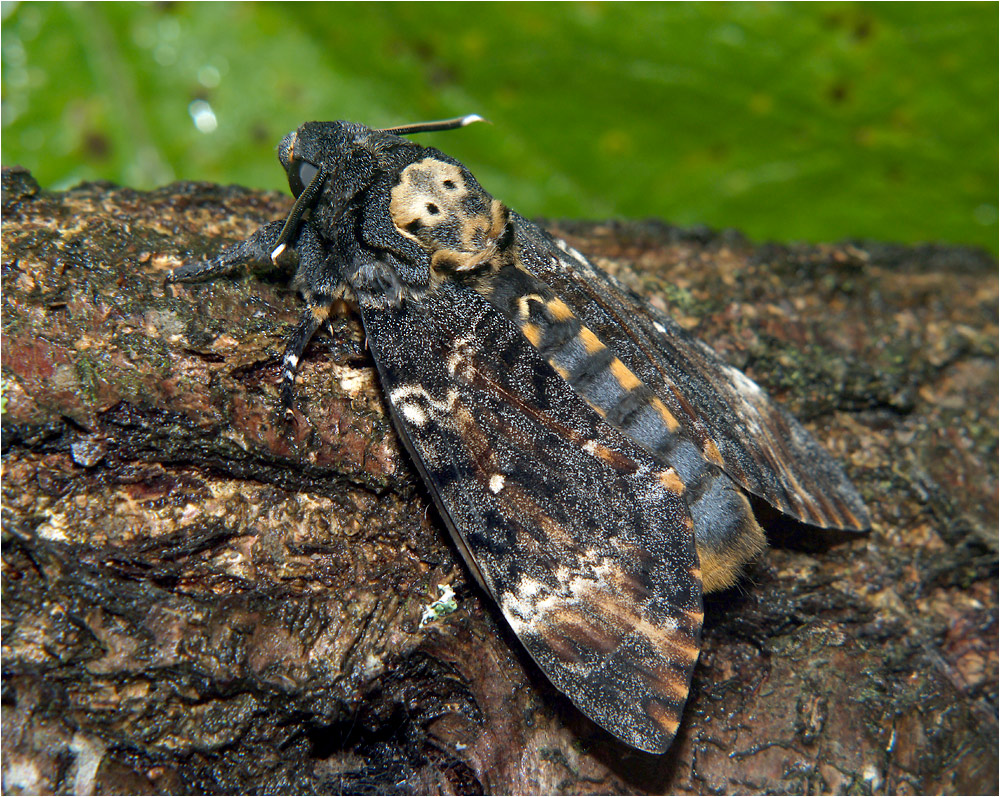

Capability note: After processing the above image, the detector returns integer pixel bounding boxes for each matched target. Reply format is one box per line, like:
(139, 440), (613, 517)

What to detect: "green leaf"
(3, 2), (996, 251)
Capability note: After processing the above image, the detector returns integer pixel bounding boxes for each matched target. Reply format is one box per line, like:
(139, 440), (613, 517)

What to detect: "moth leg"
(280, 301), (331, 411)
(167, 220), (286, 283)
(276, 221), (348, 409)
(169, 215), (342, 413)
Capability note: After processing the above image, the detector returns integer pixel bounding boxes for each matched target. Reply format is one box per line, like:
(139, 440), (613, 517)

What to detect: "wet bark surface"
(2, 166), (997, 795)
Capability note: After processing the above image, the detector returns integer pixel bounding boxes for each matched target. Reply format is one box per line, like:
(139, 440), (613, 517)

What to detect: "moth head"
(277, 121), (367, 199)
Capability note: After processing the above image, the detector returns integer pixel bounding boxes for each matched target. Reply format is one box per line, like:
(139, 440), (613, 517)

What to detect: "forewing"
(360, 280), (703, 753)
(514, 217), (870, 532)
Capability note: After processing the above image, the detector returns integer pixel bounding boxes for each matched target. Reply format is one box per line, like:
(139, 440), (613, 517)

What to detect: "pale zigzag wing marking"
(360, 279), (703, 754)
(513, 216), (870, 532)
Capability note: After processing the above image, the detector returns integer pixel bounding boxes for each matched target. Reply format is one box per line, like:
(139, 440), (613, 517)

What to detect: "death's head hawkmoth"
(168, 116), (870, 753)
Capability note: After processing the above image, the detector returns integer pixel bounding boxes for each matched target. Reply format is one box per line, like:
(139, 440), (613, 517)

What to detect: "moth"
(168, 116), (870, 753)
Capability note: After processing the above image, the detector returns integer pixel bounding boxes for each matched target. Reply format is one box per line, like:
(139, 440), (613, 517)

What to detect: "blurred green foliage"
(2, 2), (997, 251)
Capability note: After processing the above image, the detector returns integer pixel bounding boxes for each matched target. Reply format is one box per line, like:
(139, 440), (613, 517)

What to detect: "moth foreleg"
(168, 220), (286, 284)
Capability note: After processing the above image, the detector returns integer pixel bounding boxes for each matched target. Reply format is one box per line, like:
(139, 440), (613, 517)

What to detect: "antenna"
(379, 114), (487, 136)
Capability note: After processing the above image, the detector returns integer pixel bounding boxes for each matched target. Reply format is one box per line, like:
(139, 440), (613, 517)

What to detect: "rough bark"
(2, 165), (996, 795)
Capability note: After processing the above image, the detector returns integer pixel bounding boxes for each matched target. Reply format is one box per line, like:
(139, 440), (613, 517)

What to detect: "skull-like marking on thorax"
(390, 157), (510, 275)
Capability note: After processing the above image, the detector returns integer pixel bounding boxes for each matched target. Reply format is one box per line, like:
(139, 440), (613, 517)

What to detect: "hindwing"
(360, 280), (703, 753)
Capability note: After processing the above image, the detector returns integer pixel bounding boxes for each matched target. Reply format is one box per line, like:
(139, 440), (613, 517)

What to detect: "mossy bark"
(2, 166), (996, 795)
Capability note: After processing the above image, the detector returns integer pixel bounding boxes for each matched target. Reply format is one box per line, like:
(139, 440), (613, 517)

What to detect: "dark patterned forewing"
(513, 217), (870, 532)
(360, 281), (703, 753)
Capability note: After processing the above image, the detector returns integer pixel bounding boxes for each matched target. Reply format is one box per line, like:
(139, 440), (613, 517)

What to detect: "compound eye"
(288, 158), (320, 198)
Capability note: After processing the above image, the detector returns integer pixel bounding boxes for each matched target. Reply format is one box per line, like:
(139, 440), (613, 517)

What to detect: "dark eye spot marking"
(426, 203), (440, 215)
(442, 180), (457, 190)
(406, 219), (424, 233)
